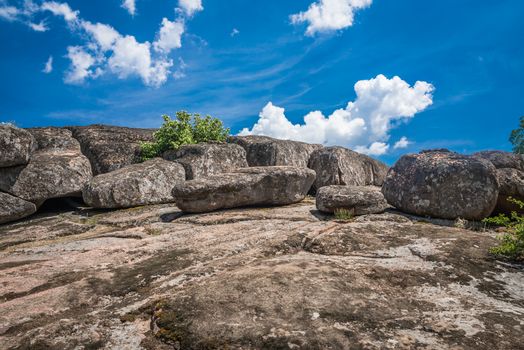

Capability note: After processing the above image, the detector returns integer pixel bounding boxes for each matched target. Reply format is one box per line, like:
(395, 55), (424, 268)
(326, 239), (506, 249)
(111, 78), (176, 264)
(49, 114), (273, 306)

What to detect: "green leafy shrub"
(140, 112), (230, 160)
(509, 116), (524, 154)
(483, 197), (524, 261)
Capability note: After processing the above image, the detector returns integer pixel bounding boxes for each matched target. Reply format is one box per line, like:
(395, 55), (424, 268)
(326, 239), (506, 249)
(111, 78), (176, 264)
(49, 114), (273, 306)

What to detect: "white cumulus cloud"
(240, 74), (434, 156)
(108, 35), (173, 87)
(393, 136), (410, 149)
(121, 0), (136, 16)
(291, 0), (372, 36)
(42, 55), (53, 73)
(153, 18), (184, 53)
(64, 46), (98, 84)
(178, 0), (203, 16)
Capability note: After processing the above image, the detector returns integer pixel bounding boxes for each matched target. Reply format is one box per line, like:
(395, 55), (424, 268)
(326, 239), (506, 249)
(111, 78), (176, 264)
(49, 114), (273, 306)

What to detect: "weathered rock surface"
(163, 143), (248, 180)
(28, 127), (81, 152)
(473, 150), (524, 171)
(0, 202), (522, 349)
(494, 168), (524, 214)
(382, 150), (499, 220)
(0, 129), (92, 205)
(0, 191), (36, 224)
(229, 135), (322, 168)
(0, 124), (35, 167)
(473, 150), (524, 214)
(316, 185), (389, 215)
(67, 125), (155, 175)
(83, 158), (185, 209)
(308, 146), (389, 192)
(172, 166), (316, 213)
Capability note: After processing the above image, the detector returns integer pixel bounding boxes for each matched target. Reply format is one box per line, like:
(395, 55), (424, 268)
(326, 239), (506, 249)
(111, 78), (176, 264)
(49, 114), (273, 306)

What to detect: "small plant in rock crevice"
(483, 197), (524, 261)
(333, 208), (354, 222)
(140, 112), (230, 161)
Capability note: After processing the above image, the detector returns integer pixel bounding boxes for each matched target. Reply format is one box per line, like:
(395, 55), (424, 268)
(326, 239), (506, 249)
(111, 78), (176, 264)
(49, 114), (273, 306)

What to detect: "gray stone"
(0, 191), (37, 224)
(0, 124), (35, 167)
(494, 168), (524, 214)
(228, 135), (322, 168)
(0, 149), (93, 206)
(28, 127), (81, 152)
(67, 125), (155, 175)
(308, 146), (388, 192)
(316, 185), (389, 215)
(172, 166), (316, 213)
(83, 158), (186, 209)
(382, 150), (499, 220)
(163, 143), (248, 180)
(473, 150), (524, 171)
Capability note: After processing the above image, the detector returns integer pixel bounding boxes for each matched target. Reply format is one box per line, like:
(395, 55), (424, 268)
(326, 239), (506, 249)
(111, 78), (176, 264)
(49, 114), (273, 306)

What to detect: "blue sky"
(1, 0), (523, 163)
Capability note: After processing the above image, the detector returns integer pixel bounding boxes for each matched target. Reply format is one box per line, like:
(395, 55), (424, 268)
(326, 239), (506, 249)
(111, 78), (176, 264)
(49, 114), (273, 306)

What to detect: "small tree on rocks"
(140, 112), (230, 160)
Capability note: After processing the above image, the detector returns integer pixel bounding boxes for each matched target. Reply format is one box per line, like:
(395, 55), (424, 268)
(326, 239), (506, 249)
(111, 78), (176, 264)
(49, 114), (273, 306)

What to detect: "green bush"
(509, 116), (524, 154)
(140, 112), (230, 160)
(483, 197), (524, 261)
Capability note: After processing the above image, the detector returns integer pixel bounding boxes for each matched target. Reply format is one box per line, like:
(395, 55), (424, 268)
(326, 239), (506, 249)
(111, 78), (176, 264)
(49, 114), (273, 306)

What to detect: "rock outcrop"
(83, 158), (185, 209)
(0, 124), (35, 167)
(164, 143), (248, 180)
(308, 146), (388, 192)
(0, 191), (37, 224)
(172, 166), (316, 213)
(229, 135), (322, 168)
(382, 150), (499, 220)
(316, 185), (389, 215)
(67, 125), (154, 175)
(0, 128), (92, 206)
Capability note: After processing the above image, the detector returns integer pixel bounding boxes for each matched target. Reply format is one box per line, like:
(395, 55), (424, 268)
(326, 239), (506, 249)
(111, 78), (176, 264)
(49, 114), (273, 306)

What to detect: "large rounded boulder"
(0, 128), (92, 206)
(83, 158), (186, 209)
(382, 150), (499, 220)
(0, 124), (35, 167)
(0, 191), (37, 224)
(67, 125), (155, 175)
(473, 150), (524, 171)
(228, 135), (322, 168)
(474, 150), (524, 214)
(308, 146), (388, 192)
(172, 166), (316, 213)
(163, 143), (248, 180)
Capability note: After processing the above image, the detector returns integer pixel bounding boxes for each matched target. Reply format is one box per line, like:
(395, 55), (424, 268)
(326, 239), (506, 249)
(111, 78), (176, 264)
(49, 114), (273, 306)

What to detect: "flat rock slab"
(0, 192), (36, 224)
(229, 135), (322, 168)
(0, 124), (35, 167)
(163, 143), (248, 180)
(0, 203), (522, 349)
(172, 166), (316, 213)
(83, 158), (186, 209)
(316, 185), (389, 215)
(382, 150), (499, 220)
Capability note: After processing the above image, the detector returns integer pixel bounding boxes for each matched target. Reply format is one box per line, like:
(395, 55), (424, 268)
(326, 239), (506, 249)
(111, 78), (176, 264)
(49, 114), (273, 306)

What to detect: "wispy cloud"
(42, 55), (53, 73)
